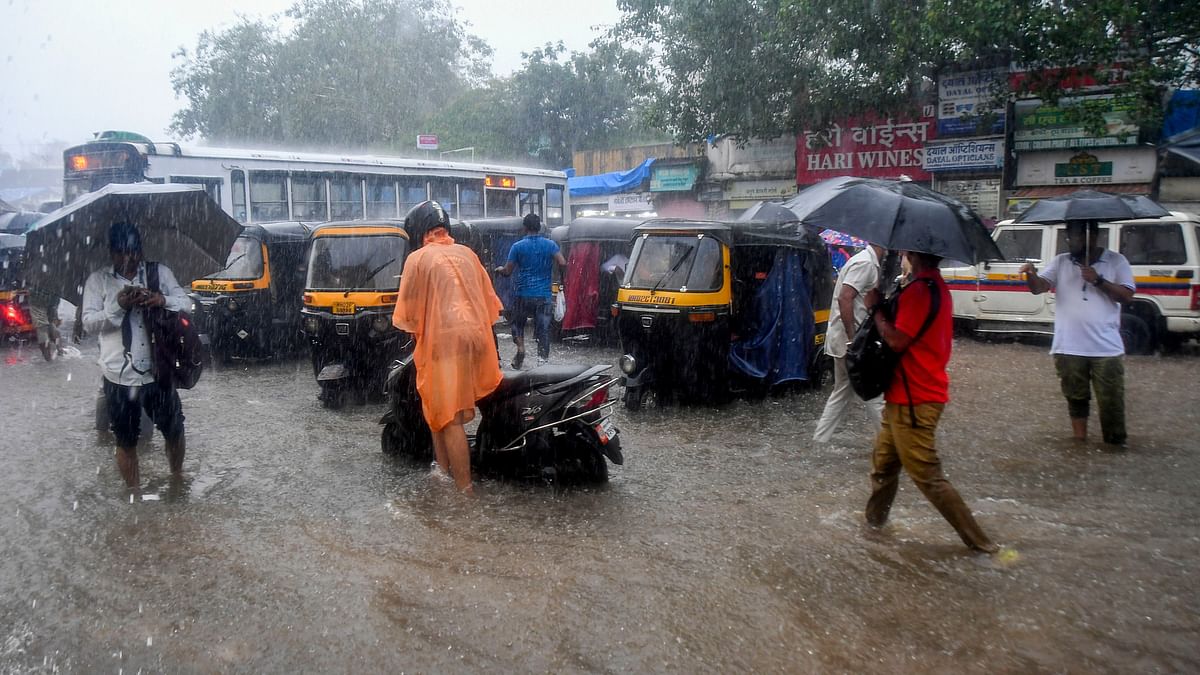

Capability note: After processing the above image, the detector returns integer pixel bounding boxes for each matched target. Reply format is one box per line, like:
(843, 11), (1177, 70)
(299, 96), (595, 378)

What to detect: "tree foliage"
(170, 0), (491, 147)
(608, 0), (1200, 142)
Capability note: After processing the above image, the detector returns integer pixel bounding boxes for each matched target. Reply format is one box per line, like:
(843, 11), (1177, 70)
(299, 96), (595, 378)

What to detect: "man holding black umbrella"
(82, 222), (190, 488)
(1020, 220), (1135, 447)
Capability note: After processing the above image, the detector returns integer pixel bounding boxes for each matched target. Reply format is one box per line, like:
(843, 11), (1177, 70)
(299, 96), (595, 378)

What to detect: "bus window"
(546, 184), (564, 226)
(331, 175), (364, 220)
(249, 171), (289, 222)
(431, 179), (458, 218)
(518, 189), (542, 217)
(400, 179), (428, 216)
(168, 176), (222, 205)
(459, 181), (484, 219)
(485, 189), (517, 217)
(366, 177), (398, 218)
(291, 174), (328, 221)
(231, 170), (247, 222)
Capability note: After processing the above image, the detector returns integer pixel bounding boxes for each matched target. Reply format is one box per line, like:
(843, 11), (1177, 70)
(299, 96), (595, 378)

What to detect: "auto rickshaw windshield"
(0, 249), (23, 288)
(209, 236), (265, 280)
(306, 234), (407, 291)
(624, 234), (723, 292)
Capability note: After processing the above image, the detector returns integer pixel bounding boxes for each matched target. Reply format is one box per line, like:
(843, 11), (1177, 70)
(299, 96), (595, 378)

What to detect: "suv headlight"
(619, 354), (637, 375)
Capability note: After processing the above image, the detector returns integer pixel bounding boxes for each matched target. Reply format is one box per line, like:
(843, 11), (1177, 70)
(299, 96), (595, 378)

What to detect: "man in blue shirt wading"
(494, 213), (566, 368)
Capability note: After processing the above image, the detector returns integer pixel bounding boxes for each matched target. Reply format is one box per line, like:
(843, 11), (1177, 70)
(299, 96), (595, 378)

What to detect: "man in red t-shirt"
(862, 251), (998, 554)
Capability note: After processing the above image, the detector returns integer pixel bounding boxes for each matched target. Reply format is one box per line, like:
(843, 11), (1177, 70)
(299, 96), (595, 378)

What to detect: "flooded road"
(2, 330), (1198, 672)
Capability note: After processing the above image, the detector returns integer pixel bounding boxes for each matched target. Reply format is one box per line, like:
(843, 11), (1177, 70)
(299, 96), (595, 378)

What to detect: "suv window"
(994, 229), (1043, 261)
(1120, 224), (1186, 264)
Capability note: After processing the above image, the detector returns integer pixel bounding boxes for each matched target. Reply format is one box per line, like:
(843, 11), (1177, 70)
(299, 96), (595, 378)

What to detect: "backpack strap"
(896, 277), (942, 428)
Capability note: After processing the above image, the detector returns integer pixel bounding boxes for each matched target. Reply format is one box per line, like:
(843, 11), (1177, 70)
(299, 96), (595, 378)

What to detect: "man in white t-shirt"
(814, 243), (886, 444)
(1020, 220), (1135, 446)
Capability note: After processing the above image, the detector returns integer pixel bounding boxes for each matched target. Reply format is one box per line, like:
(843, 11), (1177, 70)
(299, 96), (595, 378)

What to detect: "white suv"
(943, 212), (1200, 354)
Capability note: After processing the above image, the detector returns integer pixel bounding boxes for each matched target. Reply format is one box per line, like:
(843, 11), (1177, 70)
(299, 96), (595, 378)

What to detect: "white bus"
(62, 131), (569, 225)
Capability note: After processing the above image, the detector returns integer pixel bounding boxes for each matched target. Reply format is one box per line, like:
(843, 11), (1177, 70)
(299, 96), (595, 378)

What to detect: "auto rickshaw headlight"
(619, 354), (637, 375)
(304, 316), (320, 334)
(371, 316), (391, 333)
(227, 298), (239, 312)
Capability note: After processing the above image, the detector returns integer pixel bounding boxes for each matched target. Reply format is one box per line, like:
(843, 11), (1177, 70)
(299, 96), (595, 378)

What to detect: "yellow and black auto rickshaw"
(615, 219), (834, 410)
(190, 221), (313, 362)
(0, 234), (35, 341)
(301, 220), (410, 408)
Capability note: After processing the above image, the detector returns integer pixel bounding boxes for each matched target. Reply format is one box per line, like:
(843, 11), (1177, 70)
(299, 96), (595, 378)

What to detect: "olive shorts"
(1053, 354), (1126, 445)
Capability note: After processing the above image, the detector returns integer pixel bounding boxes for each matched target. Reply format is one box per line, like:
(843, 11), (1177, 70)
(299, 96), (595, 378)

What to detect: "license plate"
(596, 417), (616, 444)
(331, 301), (355, 315)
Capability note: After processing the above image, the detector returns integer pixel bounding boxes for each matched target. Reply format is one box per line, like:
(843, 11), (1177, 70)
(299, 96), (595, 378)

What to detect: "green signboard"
(1014, 94), (1139, 151)
(650, 164), (700, 192)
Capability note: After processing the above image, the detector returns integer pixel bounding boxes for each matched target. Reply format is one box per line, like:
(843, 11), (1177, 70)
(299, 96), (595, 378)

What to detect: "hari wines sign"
(797, 115), (936, 183)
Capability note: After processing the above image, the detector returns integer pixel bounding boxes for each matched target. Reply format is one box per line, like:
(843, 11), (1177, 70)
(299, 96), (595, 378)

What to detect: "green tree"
(609, 0), (1200, 142)
(170, 0), (491, 146)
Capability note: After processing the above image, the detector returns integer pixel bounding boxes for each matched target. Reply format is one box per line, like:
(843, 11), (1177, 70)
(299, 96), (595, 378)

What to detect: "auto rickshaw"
(0, 234), (35, 341)
(301, 220), (410, 408)
(558, 216), (645, 343)
(190, 221), (313, 362)
(616, 219), (834, 410)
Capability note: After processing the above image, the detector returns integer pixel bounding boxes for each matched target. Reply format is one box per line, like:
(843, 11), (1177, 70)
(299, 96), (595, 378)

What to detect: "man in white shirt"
(1020, 220), (1135, 446)
(813, 243), (886, 444)
(82, 222), (190, 488)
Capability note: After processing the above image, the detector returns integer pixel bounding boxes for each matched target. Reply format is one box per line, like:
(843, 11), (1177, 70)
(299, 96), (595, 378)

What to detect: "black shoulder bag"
(121, 263), (204, 389)
(846, 278), (941, 421)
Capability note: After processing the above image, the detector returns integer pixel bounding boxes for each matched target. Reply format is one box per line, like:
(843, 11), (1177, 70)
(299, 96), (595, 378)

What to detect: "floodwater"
(1, 328), (1198, 673)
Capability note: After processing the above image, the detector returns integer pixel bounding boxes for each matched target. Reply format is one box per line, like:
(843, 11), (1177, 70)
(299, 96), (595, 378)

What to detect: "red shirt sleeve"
(893, 280), (932, 339)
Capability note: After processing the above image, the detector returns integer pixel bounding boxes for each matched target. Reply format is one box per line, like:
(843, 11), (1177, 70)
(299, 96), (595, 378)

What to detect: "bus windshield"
(624, 234), (723, 292)
(306, 235), (407, 291)
(209, 237), (264, 280)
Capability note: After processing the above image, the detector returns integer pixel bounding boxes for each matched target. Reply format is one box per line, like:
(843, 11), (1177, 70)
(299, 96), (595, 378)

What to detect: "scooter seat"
(490, 364), (592, 398)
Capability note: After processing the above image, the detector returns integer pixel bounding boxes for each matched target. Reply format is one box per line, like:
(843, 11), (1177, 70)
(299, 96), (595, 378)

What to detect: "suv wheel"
(1120, 312), (1154, 355)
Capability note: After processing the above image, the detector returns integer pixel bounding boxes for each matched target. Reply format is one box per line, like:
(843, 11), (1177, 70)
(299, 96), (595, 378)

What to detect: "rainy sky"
(0, 0), (621, 158)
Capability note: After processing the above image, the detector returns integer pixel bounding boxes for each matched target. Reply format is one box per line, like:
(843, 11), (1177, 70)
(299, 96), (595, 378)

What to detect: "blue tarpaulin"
(728, 249), (815, 385)
(1163, 90), (1200, 139)
(567, 158), (655, 197)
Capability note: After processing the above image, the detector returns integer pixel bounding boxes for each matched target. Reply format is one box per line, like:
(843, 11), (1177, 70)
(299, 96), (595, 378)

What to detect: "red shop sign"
(796, 115), (936, 184)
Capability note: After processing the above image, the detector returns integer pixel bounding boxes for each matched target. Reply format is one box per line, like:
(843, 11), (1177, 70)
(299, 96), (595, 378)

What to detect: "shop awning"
(1011, 184), (1151, 198)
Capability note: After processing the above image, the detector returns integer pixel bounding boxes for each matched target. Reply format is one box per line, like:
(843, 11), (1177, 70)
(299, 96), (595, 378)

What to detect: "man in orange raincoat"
(392, 201), (504, 493)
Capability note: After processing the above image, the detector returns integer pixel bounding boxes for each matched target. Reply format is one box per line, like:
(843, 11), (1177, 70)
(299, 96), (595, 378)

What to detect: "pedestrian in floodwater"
(81, 222), (190, 488)
(494, 212), (566, 368)
(1020, 220), (1135, 446)
(862, 250), (998, 554)
(392, 201), (504, 494)
(813, 242), (886, 444)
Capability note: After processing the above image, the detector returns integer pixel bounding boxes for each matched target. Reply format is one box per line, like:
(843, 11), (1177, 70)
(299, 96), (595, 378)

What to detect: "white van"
(943, 212), (1200, 353)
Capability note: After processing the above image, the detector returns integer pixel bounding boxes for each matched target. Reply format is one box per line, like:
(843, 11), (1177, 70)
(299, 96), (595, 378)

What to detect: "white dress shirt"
(81, 261), (189, 386)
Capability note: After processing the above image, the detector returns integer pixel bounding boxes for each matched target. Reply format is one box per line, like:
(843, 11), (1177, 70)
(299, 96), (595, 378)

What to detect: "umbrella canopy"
(737, 200), (799, 224)
(781, 176), (1002, 263)
(23, 183), (243, 305)
(1014, 189), (1171, 223)
(819, 228), (868, 248)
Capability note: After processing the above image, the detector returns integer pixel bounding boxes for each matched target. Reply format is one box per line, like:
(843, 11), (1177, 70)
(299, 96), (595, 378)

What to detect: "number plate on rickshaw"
(331, 301), (355, 315)
(596, 417), (616, 444)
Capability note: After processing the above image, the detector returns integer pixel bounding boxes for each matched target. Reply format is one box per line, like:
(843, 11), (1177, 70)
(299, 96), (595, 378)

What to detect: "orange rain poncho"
(392, 230), (504, 432)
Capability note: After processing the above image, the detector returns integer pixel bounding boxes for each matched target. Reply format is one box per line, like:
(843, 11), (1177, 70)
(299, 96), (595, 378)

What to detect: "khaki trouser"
(865, 402), (996, 552)
(1054, 354), (1126, 445)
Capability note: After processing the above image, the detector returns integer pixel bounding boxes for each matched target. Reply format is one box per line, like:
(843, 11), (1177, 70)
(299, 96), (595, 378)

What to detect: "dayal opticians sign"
(923, 137), (1004, 172)
(937, 69), (1006, 137)
(797, 115), (936, 183)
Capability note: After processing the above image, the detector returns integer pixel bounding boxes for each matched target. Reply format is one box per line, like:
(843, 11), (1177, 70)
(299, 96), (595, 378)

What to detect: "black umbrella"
(24, 183), (243, 305)
(780, 176), (1002, 263)
(1014, 189), (1170, 223)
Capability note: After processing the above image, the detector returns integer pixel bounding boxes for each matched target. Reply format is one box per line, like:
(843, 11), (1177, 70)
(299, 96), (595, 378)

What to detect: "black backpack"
(846, 277), (941, 410)
(121, 262), (204, 389)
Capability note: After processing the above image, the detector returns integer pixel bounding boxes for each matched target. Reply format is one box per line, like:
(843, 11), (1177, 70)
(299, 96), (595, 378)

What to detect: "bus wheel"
(1120, 312), (1154, 355)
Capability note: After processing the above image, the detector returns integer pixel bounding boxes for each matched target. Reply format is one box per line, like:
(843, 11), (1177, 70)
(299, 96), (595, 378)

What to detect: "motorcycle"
(379, 351), (624, 483)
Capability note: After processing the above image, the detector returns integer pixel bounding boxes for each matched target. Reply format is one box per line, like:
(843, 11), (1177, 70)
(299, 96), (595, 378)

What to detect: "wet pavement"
(2, 327), (1198, 673)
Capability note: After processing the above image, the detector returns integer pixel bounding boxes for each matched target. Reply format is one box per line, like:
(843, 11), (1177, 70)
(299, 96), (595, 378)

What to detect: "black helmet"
(404, 200), (450, 250)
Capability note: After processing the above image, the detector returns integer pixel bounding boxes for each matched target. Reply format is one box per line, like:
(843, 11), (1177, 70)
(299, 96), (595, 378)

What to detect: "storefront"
(1007, 146), (1157, 219)
(703, 136), (797, 216)
(649, 159), (706, 219)
(924, 137), (1005, 224)
(797, 114), (936, 187)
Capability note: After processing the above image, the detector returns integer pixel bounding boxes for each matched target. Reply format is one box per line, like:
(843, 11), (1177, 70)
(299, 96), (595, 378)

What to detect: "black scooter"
(379, 354), (624, 483)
